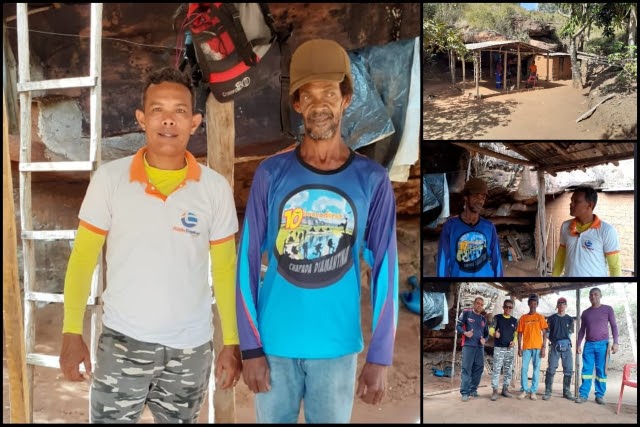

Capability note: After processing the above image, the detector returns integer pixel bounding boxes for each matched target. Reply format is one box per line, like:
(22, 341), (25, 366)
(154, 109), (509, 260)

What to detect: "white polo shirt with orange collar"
(79, 148), (238, 348)
(558, 215), (620, 277)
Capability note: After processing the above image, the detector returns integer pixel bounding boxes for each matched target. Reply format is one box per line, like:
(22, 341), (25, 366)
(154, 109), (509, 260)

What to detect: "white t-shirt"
(559, 215), (619, 277)
(79, 149), (238, 348)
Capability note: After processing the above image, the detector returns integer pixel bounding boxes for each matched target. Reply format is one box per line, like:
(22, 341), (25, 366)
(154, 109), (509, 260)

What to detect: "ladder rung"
(26, 353), (60, 369)
(27, 353), (90, 372)
(19, 161), (95, 172)
(22, 230), (76, 240)
(17, 76), (97, 92)
(25, 291), (100, 305)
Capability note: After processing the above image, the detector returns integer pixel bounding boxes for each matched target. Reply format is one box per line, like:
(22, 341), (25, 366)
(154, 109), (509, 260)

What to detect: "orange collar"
(129, 147), (201, 184)
(569, 215), (601, 236)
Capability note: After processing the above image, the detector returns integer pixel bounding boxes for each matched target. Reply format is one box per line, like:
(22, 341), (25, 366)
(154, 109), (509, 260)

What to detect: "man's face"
(503, 301), (514, 316)
(557, 301), (567, 314)
(464, 192), (487, 214)
(473, 298), (484, 313)
(589, 290), (601, 306)
(528, 299), (538, 311)
(569, 191), (593, 218)
(293, 80), (351, 141)
(135, 82), (201, 159)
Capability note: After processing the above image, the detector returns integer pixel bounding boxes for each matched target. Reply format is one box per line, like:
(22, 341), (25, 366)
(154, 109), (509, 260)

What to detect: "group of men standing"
(457, 287), (619, 404)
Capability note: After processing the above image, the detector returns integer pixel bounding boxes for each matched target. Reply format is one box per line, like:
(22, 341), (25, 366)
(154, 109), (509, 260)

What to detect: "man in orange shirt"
(517, 294), (548, 400)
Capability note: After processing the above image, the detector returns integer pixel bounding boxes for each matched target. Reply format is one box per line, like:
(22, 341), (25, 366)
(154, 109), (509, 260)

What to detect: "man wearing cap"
(488, 299), (518, 401)
(575, 287), (619, 405)
(517, 294), (548, 400)
(236, 39), (399, 423)
(436, 177), (503, 277)
(552, 185), (621, 277)
(542, 297), (575, 401)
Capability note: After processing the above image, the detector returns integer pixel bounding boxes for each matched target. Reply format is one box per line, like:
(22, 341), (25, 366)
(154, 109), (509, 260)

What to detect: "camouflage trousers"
(491, 346), (515, 389)
(90, 326), (213, 423)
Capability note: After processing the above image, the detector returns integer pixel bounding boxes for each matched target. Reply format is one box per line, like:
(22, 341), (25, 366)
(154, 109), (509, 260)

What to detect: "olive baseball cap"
(289, 39), (352, 95)
(463, 177), (489, 195)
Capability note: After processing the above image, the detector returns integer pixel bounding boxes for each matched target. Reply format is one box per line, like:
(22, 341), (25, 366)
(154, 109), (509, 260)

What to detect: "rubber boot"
(563, 376), (574, 400)
(542, 371), (553, 400)
(501, 386), (513, 398)
(490, 388), (499, 401)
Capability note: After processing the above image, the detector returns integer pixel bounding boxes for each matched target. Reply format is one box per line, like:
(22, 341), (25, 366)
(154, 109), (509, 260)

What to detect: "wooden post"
(3, 90), (31, 423)
(205, 93), (236, 423)
(536, 170), (547, 276)
(546, 52), (550, 81)
(517, 46), (521, 90)
(475, 52), (480, 100)
(450, 282), (464, 384)
(461, 56), (465, 86)
(503, 52), (507, 93)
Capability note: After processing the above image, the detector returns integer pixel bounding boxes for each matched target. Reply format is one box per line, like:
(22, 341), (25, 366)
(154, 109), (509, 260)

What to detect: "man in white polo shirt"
(59, 67), (241, 422)
(552, 185), (621, 277)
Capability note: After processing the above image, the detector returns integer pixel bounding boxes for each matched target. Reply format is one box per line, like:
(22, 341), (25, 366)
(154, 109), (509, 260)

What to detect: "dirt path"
(423, 370), (637, 424)
(423, 79), (611, 140)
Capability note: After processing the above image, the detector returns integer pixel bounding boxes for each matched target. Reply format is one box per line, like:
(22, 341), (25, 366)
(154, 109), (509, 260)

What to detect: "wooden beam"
(205, 93), (236, 423)
(450, 142), (538, 167)
(3, 90), (31, 423)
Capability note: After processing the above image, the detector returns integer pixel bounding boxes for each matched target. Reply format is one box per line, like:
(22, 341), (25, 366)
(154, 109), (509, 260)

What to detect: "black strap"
(208, 3), (257, 67)
(279, 30), (293, 137)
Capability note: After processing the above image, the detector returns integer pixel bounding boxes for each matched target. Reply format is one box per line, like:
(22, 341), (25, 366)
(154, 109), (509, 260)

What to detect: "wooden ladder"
(14, 3), (104, 421)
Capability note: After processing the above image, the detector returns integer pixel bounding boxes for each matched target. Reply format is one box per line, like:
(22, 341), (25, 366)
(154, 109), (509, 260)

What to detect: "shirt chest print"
(274, 185), (357, 288)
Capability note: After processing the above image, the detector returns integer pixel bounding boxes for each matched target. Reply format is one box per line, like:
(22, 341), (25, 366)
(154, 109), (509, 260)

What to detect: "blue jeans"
(547, 340), (573, 377)
(521, 349), (541, 393)
(460, 346), (484, 396)
(579, 340), (608, 399)
(255, 353), (357, 423)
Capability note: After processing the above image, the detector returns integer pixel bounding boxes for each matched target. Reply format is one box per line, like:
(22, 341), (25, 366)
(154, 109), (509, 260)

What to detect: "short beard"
(304, 111), (340, 141)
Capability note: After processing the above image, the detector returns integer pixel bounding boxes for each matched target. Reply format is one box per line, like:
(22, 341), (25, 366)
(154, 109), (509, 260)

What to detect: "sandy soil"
(423, 368), (637, 424)
(3, 218), (421, 424)
(423, 78), (635, 140)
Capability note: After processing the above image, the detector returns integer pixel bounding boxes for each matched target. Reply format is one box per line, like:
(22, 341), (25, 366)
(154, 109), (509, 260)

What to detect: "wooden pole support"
(205, 93), (236, 423)
(3, 90), (32, 423)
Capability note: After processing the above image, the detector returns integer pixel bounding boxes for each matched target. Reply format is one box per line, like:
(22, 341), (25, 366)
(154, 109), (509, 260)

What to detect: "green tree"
(556, 3), (635, 88)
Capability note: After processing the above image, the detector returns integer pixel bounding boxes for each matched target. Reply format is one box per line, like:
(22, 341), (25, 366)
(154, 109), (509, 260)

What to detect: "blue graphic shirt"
(436, 216), (503, 277)
(236, 146), (399, 365)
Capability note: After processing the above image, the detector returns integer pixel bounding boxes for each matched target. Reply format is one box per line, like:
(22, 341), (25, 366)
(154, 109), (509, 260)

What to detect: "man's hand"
(576, 346), (582, 355)
(242, 356), (270, 393)
(518, 348), (522, 357)
(356, 362), (387, 405)
(494, 330), (501, 339)
(612, 343), (619, 354)
(509, 341), (515, 348)
(540, 347), (546, 358)
(215, 345), (242, 390)
(59, 333), (92, 381)
(463, 329), (473, 338)
(480, 337), (486, 346)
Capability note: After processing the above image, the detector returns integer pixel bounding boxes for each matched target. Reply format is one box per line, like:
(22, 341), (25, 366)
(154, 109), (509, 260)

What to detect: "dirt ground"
(423, 78), (637, 140)
(423, 368), (637, 424)
(3, 218), (421, 424)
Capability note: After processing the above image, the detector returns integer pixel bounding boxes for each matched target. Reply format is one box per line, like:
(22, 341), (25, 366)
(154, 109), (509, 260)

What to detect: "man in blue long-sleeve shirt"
(457, 296), (490, 401)
(436, 177), (503, 278)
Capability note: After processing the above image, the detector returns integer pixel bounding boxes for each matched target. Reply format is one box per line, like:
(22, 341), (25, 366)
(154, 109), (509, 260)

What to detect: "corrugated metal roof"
(465, 40), (551, 53)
